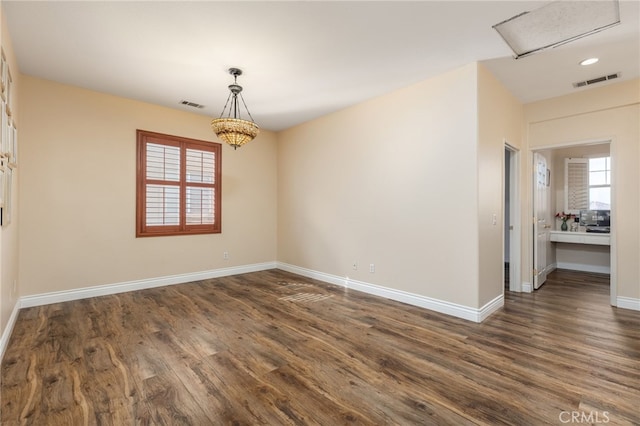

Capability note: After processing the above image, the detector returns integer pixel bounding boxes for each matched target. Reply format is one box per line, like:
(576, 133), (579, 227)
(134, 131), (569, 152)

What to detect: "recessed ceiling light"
(580, 58), (599, 66)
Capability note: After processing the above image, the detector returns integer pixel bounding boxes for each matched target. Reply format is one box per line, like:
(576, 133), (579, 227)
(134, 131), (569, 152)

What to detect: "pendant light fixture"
(211, 68), (260, 149)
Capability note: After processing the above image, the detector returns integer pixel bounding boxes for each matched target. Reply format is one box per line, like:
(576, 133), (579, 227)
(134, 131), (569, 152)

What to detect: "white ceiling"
(4, 1), (639, 131)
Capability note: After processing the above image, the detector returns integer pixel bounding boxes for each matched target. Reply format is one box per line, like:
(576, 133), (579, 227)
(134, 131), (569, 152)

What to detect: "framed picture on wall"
(5, 70), (12, 117)
(11, 123), (17, 166)
(1, 102), (7, 157)
(8, 121), (16, 166)
(0, 50), (6, 100)
(0, 162), (5, 208)
(2, 166), (11, 225)
(546, 168), (551, 187)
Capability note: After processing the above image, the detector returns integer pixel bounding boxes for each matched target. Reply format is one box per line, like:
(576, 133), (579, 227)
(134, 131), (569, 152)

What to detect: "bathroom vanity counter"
(549, 231), (610, 246)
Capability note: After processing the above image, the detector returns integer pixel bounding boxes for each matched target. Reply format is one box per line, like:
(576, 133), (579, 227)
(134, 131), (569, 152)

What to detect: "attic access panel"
(493, 0), (620, 59)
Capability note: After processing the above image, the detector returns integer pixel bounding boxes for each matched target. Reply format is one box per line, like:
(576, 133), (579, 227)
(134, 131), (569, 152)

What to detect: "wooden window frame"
(136, 130), (221, 237)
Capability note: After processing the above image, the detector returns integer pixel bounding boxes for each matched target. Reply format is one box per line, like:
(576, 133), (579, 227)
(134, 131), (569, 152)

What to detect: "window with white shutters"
(136, 130), (221, 237)
(564, 156), (611, 213)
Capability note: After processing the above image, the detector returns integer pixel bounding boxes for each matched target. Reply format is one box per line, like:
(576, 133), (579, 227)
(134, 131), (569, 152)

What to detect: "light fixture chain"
(238, 92), (256, 123)
(218, 92), (234, 119)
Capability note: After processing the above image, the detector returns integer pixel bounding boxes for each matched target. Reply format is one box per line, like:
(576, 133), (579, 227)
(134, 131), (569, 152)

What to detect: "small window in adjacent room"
(588, 156), (610, 210)
(136, 130), (221, 237)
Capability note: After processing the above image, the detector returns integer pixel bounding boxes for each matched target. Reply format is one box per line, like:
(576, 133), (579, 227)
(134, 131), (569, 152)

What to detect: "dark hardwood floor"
(2, 269), (639, 425)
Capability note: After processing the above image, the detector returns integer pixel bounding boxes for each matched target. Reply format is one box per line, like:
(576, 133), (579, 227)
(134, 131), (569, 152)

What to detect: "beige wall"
(555, 243), (610, 270)
(278, 63), (484, 308)
(18, 76), (278, 296)
(525, 79), (640, 301)
(477, 64), (523, 305)
(0, 8), (20, 334)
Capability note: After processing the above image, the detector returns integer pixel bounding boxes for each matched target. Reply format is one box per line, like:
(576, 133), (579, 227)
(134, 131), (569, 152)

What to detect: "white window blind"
(146, 143), (180, 226)
(146, 185), (180, 225)
(186, 149), (215, 183)
(185, 149), (215, 225)
(186, 187), (215, 225)
(565, 158), (588, 213)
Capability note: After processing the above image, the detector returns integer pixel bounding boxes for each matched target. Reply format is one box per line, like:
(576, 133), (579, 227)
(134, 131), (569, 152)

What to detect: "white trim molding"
(556, 262), (610, 275)
(617, 296), (640, 311)
(479, 294), (505, 322)
(522, 281), (533, 293)
(276, 263), (346, 287)
(277, 262), (503, 323)
(0, 301), (21, 362)
(20, 262), (277, 308)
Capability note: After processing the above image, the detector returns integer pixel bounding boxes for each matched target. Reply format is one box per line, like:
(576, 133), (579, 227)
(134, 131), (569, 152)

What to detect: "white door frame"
(504, 143), (521, 292)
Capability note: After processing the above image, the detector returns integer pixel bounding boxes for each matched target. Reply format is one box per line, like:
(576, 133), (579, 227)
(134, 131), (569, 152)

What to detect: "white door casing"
(505, 144), (521, 292)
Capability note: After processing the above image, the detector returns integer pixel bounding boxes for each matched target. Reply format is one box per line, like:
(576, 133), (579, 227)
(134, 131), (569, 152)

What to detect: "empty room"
(0, 1), (639, 424)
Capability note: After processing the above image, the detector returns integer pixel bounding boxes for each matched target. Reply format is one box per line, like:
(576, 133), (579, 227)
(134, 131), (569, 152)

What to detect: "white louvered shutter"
(564, 158), (588, 213)
(146, 143), (181, 226)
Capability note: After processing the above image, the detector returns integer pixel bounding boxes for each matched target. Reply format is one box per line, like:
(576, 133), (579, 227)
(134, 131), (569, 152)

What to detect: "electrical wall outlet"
(369, 263), (375, 273)
(353, 261), (358, 270)
(223, 251), (229, 260)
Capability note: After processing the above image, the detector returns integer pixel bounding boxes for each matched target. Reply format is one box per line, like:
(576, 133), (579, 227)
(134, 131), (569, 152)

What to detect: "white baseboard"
(556, 262), (610, 274)
(19, 262), (277, 308)
(0, 300), (21, 363)
(546, 263), (557, 275)
(277, 262), (503, 323)
(479, 294), (505, 322)
(276, 263), (347, 287)
(617, 296), (640, 311)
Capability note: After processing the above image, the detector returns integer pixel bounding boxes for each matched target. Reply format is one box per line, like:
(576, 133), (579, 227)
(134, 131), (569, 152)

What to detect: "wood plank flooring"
(2, 269), (639, 425)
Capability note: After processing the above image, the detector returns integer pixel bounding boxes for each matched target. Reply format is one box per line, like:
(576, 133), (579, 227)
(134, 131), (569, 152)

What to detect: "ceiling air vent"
(180, 100), (205, 109)
(573, 73), (620, 88)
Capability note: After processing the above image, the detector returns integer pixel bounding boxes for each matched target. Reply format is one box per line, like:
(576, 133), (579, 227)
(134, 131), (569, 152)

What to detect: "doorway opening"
(530, 141), (614, 302)
(504, 144), (520, 292)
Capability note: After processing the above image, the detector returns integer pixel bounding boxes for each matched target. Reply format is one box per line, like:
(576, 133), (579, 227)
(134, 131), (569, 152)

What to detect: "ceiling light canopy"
(493, 0), (620, 59)
(211, 68), (259, 150)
